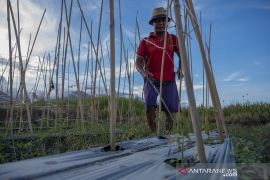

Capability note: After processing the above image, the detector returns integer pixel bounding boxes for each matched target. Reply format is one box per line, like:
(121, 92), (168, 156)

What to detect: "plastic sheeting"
(0, 130), (237, 180)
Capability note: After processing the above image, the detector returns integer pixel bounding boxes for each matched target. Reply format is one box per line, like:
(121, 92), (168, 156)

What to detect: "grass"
(0, 99), (270, 164)
(228, 124), (270, 163)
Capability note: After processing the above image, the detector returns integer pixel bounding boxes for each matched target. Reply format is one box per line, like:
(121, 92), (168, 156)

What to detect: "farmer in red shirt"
(136, 7), (182, 133)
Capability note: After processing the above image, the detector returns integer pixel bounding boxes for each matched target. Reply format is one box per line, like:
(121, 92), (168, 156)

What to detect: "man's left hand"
(177, 68), (184, 80)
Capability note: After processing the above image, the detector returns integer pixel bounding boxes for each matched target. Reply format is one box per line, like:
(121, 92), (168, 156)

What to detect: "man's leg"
(144, 80), (158, 133)
(146, 106), (157, 132)
(162, 80), (179, 133)
(165, 111), (173, 132)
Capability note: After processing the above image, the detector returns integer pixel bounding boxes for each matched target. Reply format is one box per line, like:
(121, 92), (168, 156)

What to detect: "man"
(136, 7), (182, 133)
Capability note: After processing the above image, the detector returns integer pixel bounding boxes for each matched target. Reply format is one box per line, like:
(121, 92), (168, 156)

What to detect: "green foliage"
(224, 102), (270, 125)
(1, 101), (270, 164)
(229, 124), (270, 163)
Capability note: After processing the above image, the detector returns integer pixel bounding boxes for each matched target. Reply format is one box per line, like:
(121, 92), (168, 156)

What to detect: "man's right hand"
(143, 70), (154, 80)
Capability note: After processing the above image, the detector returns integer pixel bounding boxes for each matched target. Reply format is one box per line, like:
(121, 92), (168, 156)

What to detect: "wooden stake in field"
(7, 0), (14, 135)
(173, 0), (207, 163)
(185, 0), (228, 140)
(157, 0), (170, 136)
(109, 0), (116, 150)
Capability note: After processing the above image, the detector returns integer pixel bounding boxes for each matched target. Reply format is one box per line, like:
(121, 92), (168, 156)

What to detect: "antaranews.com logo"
(178, 166), (238, 177)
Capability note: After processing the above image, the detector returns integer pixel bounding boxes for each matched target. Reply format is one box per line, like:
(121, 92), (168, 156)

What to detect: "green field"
(0, 98), (269, 164)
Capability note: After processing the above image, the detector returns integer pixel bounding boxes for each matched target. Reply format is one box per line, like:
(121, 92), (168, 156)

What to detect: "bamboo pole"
(56, 0), (64, 101)
(173, 0), (206, 163)
(52, 21), (62, 127)
(157, 0), (170, 136)
(109, 0), (116, 150)
(117, 0), (123, 97)
(77, 16), (84, 127)
(82, 41), (90, 95)
(89, 22), (95, 123)
(185, 0), (228, 139)
(46, 53), (51, 127)
(53, 0), (64, 124)
(7, 0), (14, 135)
(62, 1), (69, 101)
(60, 26), (66, 101)
(40, 53), (47, 128)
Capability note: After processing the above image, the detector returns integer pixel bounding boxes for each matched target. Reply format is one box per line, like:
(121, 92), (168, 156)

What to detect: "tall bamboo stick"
(7, 0), (14, 135)
(185, 0), (228, 139)
(56, 0), (64, 102)
(62, 1), (70, 101)
(158, 0), (170, 136)
(109, 0), (116, 150)
(117, 0), (123, 96)
(173, 0), (206, 163)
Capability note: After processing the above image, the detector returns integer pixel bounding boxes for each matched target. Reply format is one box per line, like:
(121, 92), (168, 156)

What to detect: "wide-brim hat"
(149, 7), (171, 25)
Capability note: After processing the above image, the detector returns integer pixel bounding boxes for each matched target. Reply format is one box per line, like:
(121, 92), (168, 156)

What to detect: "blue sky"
(0, 0), (269, 106)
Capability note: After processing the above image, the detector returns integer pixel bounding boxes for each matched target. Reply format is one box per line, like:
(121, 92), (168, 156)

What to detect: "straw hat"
(149, 7), (171, 25)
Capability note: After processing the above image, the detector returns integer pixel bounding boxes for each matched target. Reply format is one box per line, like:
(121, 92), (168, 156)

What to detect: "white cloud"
(222, 71), (242, 82)
(253, 60), (263, 66)
(222, 71), (249, 83)
(156, 1), (168, 8)
(0, 0), (58, 59)
(237, 78), (249, 82)
(123, 26), (135, 40)
(176, 80), (204, 91)
(255, 2), (270, 10)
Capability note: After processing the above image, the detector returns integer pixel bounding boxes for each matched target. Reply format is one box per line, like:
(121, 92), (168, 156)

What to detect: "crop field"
(1, 99), (269, 164)
(0, 1), (270, 179)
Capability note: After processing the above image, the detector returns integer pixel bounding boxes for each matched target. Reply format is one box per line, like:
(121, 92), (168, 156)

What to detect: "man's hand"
(177, 67), (184, 80)
(143, 70), (154, 80)
(135, 55), (154, 80)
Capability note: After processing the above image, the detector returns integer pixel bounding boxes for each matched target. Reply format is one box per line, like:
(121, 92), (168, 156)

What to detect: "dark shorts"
(144, 79), (179, 112)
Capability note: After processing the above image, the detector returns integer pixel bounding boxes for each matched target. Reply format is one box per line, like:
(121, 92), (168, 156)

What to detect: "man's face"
(153, 17), (166, 33)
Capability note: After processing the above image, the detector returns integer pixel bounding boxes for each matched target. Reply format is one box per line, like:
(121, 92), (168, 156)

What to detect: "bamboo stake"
(61, 26), (66, 100)
(83, 41), (90, 122)
(117, 0), (123, 96)
(39, 53), (46, 129)
(56, 0), (64, 101)
(185, 0), (228, 139)
(158, 0), (170, 136)
(173, 0), (206, 162)
(77, 16), (84, 127)
(83, 41), (90, 95)
(89, 21), (95, 123)
(100, 40), (108, 89)
(67, 58), (70, 124)
(39, 57), (45, 127)
(123, 48), (131, 122)
(46, 53), (51, 128)
(7, 0), (14, 135)
(62, 1), (69, 101)
(109, 0), (116, 150)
